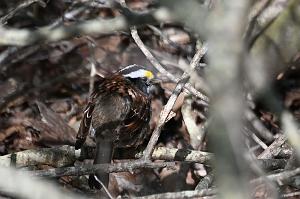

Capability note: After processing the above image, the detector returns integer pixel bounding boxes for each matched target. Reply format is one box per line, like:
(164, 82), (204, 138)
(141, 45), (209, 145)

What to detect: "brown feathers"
(75, 74), (151, 149)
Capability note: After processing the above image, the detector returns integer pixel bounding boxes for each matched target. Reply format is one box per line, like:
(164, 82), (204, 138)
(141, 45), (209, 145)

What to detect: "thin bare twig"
(281, 191), (300, 198)
(142, 75), (190, 160)
(244, 0), (290, 49)
(131, 27), (209, 105)
(0, 45), (41, 72)
(147, 24), (191, 56)
(136, 147), (213, 164)
(195, 173), (214, 190)
(85, 36), (98, 95)
(0, 145), (76, 168)
(251, 133), (268, 150)
(0, 0), (46, 24)
(97, 180), (114, 199)
(133, 188), (217, 199)
(0, 146), (285, 170)
(0, 146), (212, 168)
(245, 108), (274, 142)
(252, 167), (300, 185)
(137, 36), (208, 160)
(0, 8), (172, 46)
(258, 134), (287, 159)
(31, 161), (176, 178)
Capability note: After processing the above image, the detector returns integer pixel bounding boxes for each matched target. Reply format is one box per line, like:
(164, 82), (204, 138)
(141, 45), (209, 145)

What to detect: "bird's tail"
(88, 139), (113, 189)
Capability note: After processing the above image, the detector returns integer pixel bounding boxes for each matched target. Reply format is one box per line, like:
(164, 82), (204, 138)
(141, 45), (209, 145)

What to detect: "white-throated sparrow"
(75, 64), (154, 189)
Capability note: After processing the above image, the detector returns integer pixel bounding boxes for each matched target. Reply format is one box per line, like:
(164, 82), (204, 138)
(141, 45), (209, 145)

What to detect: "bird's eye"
(140, 77), (151, 86)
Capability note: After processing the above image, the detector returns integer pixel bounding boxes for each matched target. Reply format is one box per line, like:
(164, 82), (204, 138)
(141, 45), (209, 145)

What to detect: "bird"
(75, 64), (154, 189)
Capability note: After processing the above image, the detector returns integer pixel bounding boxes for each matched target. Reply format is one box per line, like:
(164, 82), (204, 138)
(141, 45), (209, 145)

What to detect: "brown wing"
(117, 84), (151, 147)
(102, 74), (151, 147)
(75, 75), (130, 149)
(75, 74), (151, 149)
(75, 91), (98, 149)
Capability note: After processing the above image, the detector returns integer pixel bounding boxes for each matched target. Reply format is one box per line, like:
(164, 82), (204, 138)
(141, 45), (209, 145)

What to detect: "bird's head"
(119, 64), (155, 94)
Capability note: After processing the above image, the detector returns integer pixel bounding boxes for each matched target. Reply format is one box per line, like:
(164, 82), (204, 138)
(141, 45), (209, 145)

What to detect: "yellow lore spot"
(145, 70), (154, 79)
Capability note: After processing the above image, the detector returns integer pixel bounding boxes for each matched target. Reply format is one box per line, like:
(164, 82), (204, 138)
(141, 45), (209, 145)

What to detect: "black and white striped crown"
(119, 64), (154, 79)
